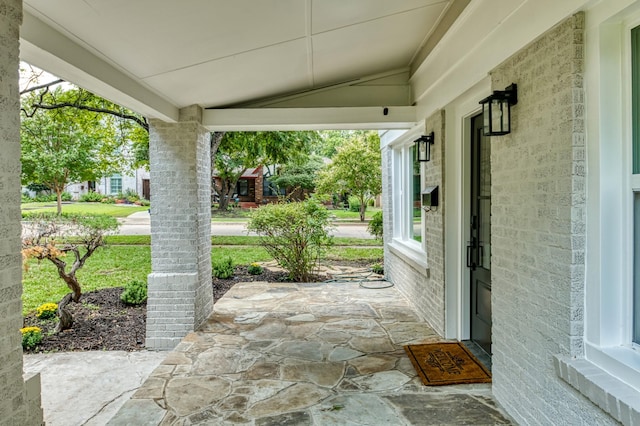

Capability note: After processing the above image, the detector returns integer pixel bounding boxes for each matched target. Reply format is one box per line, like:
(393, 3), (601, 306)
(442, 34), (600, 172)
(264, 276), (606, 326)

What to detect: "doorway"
(468, 113), (492, 356)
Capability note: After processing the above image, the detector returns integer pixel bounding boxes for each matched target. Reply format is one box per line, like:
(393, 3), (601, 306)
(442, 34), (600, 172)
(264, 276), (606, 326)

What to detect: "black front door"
(469, 113), (492, 356)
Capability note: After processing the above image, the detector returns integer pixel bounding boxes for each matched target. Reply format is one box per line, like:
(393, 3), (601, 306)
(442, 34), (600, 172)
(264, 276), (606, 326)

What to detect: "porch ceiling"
(20, 0), (464, 127)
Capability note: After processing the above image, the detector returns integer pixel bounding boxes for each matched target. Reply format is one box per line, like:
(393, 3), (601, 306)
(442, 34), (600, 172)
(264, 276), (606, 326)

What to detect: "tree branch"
(19, 78), (64, 95)
(29, 101), (149, 131)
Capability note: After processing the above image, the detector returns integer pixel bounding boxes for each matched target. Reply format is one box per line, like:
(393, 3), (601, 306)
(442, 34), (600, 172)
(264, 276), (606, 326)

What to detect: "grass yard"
(22, 241), (383, 314)
(21, 202), (150, 217)
(106, 235), (382, 247)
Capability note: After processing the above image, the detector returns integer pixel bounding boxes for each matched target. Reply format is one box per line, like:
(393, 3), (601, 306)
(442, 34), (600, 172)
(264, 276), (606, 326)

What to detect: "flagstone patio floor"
(108, 276), (513, 425)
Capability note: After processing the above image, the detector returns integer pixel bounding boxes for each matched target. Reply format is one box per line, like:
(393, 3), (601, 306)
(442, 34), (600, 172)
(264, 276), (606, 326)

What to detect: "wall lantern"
(479, 83), (518, 136)
(414, 132), (435, 162)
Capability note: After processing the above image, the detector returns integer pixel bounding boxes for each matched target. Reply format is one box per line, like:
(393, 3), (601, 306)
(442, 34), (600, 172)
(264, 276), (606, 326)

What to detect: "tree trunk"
(56, 189), (63, 215)
(217, 179), (236, 210)
(55, 293), (74, 332)
(359, 196), (366, 222)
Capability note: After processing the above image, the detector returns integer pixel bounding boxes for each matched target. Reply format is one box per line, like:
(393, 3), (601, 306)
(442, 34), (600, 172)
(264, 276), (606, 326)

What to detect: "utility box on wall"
(422, 186), (439, 209)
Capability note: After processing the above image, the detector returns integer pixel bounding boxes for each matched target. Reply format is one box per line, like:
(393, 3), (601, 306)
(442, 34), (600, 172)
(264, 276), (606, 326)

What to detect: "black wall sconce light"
(479, 83), (518, 136)
(414, 131), (435, 162)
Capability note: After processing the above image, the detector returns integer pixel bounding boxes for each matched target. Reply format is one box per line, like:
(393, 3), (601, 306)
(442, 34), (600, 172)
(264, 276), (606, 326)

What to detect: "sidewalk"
(23, 351), (166, 426)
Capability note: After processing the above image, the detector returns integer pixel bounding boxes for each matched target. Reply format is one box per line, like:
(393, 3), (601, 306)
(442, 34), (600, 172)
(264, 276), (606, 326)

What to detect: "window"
(263, 177), (284, 196)
(633, 24), (640, 344)
(388, 127), (425, 264)
(237, 179), (249, 196)
(110, 175), (122, 195)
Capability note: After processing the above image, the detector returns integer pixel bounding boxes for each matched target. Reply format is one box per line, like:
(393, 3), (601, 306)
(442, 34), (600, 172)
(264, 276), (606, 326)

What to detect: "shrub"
(34, 194), (57, 202)
(21, 192), (33, 203)
(139, 199), (150, 206)
(100, 196), (116, 204)
(213, 256), (234, 279)
(247, 262), (264, 275)
(367, 211), (383, 240)
(61, 191), (72, 201)
(247, 198), (333, 282)
(21, 326), (43, 350)
(36, 302), (58, 320)
(348, 196), (361, 212)
(120, 280), (147, 305)
(79, 191), (104, 202)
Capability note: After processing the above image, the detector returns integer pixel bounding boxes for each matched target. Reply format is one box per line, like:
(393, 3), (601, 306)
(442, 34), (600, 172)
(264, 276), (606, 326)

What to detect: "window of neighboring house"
(237, 179), (249, 196)
(263, 177), (284, 196)
(110, 175), (122, 195)
(389, 128), (425, 264)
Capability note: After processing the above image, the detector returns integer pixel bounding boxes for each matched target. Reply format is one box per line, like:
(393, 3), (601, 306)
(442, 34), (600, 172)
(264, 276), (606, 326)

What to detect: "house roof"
(20, 0), (467, 129)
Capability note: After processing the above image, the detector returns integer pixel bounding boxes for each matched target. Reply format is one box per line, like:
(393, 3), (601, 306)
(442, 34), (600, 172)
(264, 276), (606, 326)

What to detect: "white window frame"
(388, 126), (427, 268)
(110, 174), (122, 195)
(584, 6), (640, 392)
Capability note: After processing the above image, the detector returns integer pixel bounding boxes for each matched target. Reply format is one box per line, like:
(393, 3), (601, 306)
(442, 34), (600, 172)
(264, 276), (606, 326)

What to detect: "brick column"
(146, 105), (213, 350)
(0, 0), (44, 423)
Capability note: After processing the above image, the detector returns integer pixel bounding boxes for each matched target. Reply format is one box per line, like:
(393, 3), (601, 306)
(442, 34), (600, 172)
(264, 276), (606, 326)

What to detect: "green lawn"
(22, 202), (149, 217)
(210, 207), (381, 222)
(22, 242), (383, 314)
(106, 235), (382, 247)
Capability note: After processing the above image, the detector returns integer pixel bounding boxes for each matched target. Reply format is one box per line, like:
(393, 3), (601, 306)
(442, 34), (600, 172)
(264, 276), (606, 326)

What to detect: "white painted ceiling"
(23, 0), (454, 111)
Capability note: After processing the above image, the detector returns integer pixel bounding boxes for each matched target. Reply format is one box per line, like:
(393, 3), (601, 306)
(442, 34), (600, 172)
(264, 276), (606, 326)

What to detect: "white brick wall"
(0, 0), (43, 423)
(383, 111), (447, 335)
(490, 13), (616, 425)
(146, 106), (213, 350)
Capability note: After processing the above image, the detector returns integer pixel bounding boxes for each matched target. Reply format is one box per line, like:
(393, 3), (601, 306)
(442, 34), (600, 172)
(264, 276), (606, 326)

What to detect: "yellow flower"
(20, 326), (42, 335)
(36, 303), (58, 318)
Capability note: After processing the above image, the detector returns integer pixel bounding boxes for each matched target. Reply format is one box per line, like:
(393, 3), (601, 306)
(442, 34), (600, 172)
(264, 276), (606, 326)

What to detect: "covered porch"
(109, 279), (510, 425)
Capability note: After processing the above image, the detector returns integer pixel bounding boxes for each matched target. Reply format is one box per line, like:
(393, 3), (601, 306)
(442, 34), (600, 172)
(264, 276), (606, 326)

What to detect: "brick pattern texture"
(489, 13), (615, 425)
(146, 106), (213, 349)
(0, 1), (43, 424)
(383, 110), (447, 335)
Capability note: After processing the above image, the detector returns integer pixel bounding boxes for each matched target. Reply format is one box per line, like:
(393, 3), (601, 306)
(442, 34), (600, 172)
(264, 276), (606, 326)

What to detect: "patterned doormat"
(404, 342), (492, 386)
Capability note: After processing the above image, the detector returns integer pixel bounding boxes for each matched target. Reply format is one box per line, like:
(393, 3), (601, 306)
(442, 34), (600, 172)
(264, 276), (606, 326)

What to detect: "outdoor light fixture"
(479, 83), (518, 136)
(414, 132), (434, 162)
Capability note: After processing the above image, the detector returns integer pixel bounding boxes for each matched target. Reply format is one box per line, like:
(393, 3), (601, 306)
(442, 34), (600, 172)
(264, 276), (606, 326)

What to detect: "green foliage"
(316, 131), (382, 222)
(367, 211), (383, 240)
(101, 196), (116, 204)
(61, 191), (72, 201)
(348, 196), (361, 212)
(36, 302), (58, 319)
(370, 263), (384, 275)
(247, 262), (264, 275)
(247, 198), (333, 282)
(21, 326), (43, 350)
(33, 194), (57, 203)
(21, 192), (33, 203)
(120, 280), (147, 305)
(213, 131), (320, 209)
(79, 191), (104, 202)
(213, 256), (234, 279)
(270, 156), (324, 194)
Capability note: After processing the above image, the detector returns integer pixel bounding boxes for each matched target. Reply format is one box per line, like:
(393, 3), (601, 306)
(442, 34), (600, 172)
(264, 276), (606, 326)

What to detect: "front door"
(468, 113), (492, 356)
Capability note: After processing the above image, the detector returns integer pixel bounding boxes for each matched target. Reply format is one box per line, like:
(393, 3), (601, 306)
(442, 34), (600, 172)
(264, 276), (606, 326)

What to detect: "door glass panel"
(479, 198), (491, 270)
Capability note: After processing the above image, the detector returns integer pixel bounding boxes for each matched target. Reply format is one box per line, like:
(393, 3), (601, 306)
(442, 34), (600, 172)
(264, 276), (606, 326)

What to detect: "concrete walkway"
(23, 351), (166, 425)
(109, 278), (512, 425)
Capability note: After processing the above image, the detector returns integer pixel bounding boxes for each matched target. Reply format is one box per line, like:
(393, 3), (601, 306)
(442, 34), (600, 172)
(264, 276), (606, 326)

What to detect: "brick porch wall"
(489, 13), (615, 424)
(0, 1), (43, 423)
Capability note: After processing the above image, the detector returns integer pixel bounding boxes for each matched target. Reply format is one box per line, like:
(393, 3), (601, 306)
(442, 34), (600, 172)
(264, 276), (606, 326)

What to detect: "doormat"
(404, 342), (492, 386)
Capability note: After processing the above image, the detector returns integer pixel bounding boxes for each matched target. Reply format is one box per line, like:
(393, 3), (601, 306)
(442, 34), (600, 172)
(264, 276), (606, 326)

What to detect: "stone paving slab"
(109, 280), (513, 425)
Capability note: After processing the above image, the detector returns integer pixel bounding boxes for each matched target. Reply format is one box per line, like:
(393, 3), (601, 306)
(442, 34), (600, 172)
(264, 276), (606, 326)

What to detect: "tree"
(20, 64), (150, 170)
(270, 156), (324, 201)
(316, 131), (382, 221)
(213, 131), (319, 210)
(22, 213), (119, 331)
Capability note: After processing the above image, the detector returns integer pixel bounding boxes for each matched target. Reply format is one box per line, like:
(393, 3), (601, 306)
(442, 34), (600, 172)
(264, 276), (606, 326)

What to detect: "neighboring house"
(212, 165), (285, 206)
(66, 168), (151, 200)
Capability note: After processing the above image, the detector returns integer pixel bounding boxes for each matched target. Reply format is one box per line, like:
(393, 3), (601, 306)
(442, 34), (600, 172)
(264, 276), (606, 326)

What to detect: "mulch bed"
(23, 264), (349, 353)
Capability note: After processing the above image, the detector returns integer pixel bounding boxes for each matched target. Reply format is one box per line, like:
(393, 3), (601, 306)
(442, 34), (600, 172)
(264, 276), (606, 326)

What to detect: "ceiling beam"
(203, 107), (417, 131)
(20, 11), (179, 122)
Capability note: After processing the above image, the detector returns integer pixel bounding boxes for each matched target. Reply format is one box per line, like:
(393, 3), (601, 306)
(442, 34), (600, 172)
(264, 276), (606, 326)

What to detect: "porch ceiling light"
(479, 83), (518, 136)
(414, 132), (434, 162)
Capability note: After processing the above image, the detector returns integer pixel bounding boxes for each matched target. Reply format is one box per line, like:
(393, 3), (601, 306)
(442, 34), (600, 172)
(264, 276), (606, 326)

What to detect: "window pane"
(634, 193), (640, 344)
(411, 146), (421, 242)
(632, 26), (640, 173)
